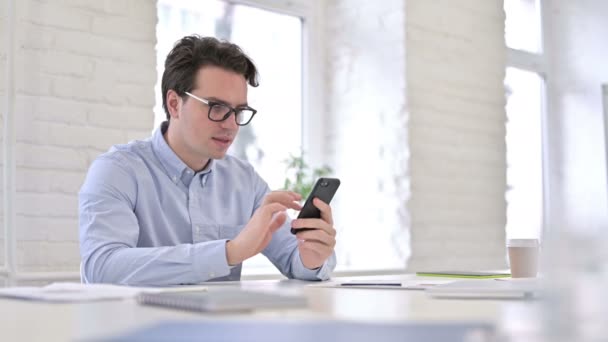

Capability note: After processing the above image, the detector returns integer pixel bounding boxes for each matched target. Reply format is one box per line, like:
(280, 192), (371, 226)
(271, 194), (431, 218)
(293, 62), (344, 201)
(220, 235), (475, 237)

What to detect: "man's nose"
(219, 113), (238, 130)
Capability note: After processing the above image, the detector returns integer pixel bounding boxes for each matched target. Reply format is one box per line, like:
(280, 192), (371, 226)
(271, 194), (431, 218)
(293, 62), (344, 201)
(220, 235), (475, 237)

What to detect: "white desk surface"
(0, 274), (544, 341)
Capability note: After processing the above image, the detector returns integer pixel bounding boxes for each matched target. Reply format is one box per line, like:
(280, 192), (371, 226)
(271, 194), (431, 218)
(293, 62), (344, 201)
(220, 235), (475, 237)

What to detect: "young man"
(79, 35), (337, 285)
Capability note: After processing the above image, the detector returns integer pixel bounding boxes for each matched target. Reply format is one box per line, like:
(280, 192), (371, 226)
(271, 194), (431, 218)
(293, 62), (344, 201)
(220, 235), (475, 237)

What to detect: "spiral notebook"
(137, 289), (308, 313)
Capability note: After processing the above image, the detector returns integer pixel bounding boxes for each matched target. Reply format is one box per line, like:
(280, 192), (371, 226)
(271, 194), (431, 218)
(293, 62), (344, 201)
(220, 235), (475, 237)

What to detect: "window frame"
(505, 0), (551, 239)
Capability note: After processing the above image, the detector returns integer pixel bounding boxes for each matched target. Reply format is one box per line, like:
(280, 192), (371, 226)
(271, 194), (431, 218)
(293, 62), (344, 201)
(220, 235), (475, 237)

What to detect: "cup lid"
(506, 238), (540, 247)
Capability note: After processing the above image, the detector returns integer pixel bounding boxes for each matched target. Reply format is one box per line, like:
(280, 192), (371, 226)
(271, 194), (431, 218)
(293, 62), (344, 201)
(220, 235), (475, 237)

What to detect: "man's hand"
(226, 203), (286, 265)
(291, 198), (336, 269)
(225, 191), (302, 265)
(262, 190), (302, 210)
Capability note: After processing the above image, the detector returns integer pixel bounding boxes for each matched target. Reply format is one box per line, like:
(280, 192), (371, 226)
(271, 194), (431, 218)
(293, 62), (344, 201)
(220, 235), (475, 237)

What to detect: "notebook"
(137, 289), (308, 313)
(416, 271), (511, 279)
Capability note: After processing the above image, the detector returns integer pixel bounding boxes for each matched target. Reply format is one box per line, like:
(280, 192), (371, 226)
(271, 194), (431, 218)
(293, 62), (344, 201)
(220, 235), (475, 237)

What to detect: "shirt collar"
(152, 121), (214, 186)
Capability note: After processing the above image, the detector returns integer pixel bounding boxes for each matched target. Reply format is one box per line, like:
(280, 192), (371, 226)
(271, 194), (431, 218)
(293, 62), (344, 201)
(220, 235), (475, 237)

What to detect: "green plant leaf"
(282, 151), (333, 199)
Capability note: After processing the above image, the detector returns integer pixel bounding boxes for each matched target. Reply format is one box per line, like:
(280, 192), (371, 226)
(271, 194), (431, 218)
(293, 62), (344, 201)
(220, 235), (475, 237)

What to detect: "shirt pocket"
(219, 223), (245, 240)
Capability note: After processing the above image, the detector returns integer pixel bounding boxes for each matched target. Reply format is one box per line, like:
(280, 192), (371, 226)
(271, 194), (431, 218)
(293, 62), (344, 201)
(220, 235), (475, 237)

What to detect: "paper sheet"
(0, 282), (207, 302)
(426, 278), (541, 299)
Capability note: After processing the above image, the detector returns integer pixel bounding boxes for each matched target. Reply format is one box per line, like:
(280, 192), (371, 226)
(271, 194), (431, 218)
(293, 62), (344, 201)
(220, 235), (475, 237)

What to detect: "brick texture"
(406, 0), (507, 270)
(0, 0), (156, 273)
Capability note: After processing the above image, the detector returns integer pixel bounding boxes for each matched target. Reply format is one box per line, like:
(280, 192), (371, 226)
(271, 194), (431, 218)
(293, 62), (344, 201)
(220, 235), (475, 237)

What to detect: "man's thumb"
(268, 211), (287, 232)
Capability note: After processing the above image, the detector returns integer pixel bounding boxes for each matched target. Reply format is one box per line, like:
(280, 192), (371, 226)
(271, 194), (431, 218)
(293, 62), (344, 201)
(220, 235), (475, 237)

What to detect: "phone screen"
(291, 177), (340, 234)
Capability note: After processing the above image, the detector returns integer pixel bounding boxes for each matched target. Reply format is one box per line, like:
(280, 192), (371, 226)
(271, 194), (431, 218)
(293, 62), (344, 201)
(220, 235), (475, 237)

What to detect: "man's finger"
(313, 198), (333, 226)
(286, 191), (302, 201)
(264, 191), (302, 210)
(268, 211), (287, 232)
(299, 240), (333, 256)
(266, 191), (302, 202)
(291, 218), (334, 236)
(261, 203), (287, 216)
(295, 229), (336, 247)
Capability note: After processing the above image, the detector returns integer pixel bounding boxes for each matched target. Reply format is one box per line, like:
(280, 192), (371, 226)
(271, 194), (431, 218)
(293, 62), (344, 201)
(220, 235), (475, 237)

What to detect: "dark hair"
(161, 35), (259, 120)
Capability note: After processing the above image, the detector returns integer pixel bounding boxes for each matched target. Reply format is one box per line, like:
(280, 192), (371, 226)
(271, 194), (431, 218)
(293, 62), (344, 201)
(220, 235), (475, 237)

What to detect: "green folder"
(415, 271), (511, 279)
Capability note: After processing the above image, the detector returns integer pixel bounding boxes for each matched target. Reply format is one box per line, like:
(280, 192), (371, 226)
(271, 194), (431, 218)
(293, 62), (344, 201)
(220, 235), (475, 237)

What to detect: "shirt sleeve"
(249, 168), (337, 281)
(79, 155), (232, 286)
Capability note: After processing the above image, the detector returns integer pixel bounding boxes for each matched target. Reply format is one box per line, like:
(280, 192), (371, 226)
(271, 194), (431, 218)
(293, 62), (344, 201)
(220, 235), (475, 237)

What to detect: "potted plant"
(283, 152), (332, 199)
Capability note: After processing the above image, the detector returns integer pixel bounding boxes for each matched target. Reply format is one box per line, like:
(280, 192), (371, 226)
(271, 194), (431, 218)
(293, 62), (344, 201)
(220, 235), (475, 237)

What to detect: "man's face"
(172, 65), (248, 163)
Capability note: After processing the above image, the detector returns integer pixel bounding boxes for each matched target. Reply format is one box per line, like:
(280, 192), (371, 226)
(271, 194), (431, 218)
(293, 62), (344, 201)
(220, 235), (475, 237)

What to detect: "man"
(79, 35), (337, 285)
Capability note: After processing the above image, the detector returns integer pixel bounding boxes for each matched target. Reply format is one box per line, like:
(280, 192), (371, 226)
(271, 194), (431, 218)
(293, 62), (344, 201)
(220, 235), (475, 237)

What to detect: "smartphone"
(290, 177), (341, 234)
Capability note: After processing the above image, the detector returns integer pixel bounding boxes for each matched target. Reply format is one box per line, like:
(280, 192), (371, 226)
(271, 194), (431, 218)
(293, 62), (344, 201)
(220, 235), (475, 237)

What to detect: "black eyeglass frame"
(184, 91), (257, 126)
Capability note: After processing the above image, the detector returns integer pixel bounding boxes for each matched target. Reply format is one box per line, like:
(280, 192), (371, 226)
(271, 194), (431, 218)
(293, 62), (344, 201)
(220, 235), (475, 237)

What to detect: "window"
(156, 0), (406, 275)
(156, 1), (303, 190)
(504, 0), (546, 240)
(504, 0), (542, 53)
(156, 0), (307, 273)
(504, 68), (544, 239)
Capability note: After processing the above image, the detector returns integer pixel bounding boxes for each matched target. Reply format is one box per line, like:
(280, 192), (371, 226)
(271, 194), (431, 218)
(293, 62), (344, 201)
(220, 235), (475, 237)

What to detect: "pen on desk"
(339, 283), (402, 287)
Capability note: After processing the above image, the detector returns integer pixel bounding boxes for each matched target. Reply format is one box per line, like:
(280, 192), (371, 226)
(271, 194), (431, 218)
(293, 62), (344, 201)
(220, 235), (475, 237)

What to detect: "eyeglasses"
(184, 92), (257, 126)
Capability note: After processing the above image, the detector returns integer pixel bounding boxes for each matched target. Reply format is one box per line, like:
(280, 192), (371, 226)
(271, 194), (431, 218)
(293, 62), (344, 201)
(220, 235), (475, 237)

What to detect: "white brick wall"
(0, 0), (156, 274)
(406, 0), (507, 270)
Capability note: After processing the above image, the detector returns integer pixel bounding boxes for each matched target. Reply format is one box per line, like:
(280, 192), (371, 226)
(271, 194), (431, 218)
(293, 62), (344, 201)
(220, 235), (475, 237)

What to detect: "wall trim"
(0, 270), (80, 284)
(12, 271), (80, 282)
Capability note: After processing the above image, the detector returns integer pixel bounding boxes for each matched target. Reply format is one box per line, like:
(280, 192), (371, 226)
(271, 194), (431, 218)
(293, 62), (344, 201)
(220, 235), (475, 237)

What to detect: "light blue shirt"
(79, 122), (336, 285)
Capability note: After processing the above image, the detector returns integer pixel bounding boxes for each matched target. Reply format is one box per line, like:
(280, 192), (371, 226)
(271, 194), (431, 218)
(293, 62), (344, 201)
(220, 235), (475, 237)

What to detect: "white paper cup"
(507, 239), (540, 278)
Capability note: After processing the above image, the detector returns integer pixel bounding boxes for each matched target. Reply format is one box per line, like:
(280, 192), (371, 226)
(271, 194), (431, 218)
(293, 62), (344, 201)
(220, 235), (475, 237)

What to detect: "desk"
(0, 274), (543, 341)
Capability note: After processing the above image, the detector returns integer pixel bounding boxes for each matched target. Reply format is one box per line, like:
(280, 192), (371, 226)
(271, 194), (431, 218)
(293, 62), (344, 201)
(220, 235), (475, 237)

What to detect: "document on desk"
(0, 282), (208, 302)
(427, 278), (541, 299)
(312, 280), (454, 290)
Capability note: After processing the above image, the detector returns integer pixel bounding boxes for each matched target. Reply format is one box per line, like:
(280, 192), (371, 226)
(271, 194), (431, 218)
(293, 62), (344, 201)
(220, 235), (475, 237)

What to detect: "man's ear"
(166, 90), (181, 119)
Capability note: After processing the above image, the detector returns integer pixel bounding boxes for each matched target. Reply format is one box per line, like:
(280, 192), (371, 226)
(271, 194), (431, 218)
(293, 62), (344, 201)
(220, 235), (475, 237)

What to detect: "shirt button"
(172, 176), (177, 183)
(209, 272), (215, 278)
